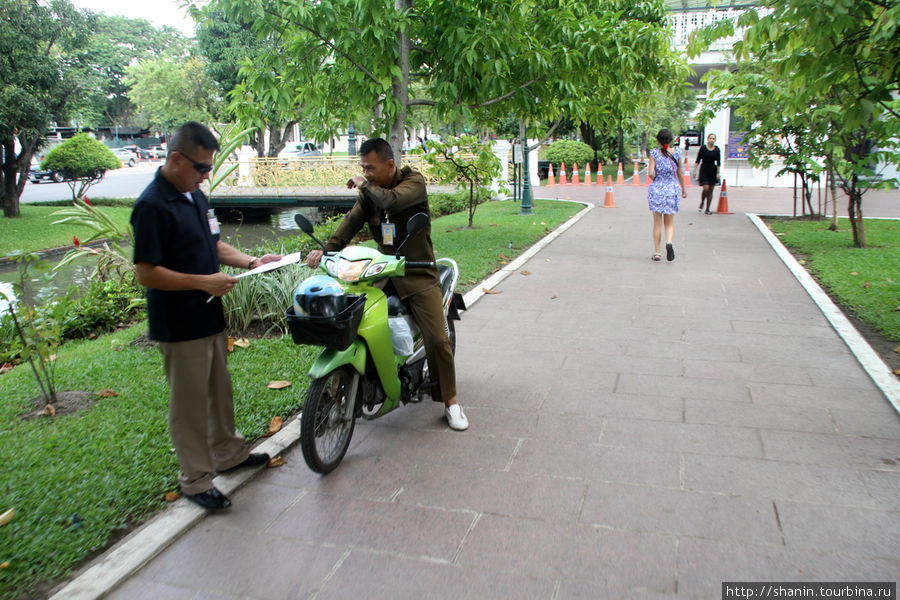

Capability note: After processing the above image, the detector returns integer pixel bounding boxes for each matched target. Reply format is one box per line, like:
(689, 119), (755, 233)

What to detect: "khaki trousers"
(158, 332), (249, 494)
(406, 284), (456, 403)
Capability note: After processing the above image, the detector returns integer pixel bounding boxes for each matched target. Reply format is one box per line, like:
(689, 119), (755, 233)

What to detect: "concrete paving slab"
(66, 183), (900, 599)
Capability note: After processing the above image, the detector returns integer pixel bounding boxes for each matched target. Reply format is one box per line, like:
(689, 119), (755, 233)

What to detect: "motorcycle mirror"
(294, 213), (328, 250)
(395, 212), (429, 256)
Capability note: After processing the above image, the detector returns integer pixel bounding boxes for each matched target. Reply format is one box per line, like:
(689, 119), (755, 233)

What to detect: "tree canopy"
(0, 0), (92, 217)
(192, 0), (688, 160)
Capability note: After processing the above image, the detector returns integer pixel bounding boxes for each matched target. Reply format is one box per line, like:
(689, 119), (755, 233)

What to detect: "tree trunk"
(1, 137), (36, 218)
(846, 175), (865, 248)
(388, 0), (411, 165)
(828, 165), (839, 231)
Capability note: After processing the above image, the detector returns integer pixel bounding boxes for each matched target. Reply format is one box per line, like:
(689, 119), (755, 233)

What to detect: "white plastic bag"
(389, 316), (414, 355)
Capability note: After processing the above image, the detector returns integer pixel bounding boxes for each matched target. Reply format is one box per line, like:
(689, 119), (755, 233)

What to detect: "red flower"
(72, 235), (80, 247)
(83, 196), (91, 205)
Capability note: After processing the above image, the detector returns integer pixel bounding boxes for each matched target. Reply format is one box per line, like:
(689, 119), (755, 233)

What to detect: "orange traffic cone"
(594, 162), (602, 184)
(584, 164), (592, 186)
(602, 175), (618, 208)
(616, 162), (625, 185)
(571, 162), (580, 185)
(632, 162), (641, 185)
(683, 157), (692, 188)
(715, 179), (733, 214)
(547, 163), (555, 186)
(559, 162), (568, 186)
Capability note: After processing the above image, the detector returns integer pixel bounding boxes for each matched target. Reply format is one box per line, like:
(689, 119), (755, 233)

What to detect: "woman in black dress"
(694, 133), (721, 214)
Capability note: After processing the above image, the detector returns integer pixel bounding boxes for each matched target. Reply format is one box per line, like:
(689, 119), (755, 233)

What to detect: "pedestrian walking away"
(695, 133), (721, 214)
(130, 121), (282, 511)
(305, 137), (468, 431)
(647, 128), (686, 262)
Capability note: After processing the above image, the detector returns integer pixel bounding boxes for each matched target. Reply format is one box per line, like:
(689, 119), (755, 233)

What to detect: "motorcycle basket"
(285, 294), (366, 351)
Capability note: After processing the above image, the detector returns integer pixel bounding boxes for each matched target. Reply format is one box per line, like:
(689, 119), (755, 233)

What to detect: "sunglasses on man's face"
(179, 152), (213, 174)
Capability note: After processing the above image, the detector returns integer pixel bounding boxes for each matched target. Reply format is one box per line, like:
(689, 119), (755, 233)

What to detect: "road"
(20, 160), (161, 203)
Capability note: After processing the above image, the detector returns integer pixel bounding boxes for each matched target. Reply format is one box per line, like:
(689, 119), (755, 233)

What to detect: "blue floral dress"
(647, 147), (682, 214)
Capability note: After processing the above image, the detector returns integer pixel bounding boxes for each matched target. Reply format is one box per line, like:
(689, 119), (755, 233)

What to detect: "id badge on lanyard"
(381, 215), (395, 246)
(207, 209), (220, 235)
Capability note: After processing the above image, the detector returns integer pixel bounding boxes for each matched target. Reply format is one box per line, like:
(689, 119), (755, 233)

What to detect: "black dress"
(695, 145), (720, 185)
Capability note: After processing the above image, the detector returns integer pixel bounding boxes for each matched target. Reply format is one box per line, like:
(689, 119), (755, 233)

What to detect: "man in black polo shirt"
(131, 121), (280, 510)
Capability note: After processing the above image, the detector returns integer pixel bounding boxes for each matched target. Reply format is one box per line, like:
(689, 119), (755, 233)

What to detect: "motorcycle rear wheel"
(300, 367), (358, 474)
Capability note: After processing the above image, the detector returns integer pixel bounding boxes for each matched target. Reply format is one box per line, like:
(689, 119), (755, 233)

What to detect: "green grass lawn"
(767, 217), (900, 342)
(0, 202), (134, 256)
(0, 198), (582, 599)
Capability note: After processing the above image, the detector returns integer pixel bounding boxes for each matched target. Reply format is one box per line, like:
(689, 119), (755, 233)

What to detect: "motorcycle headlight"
(337, 258), (369, 282)
(363, 262), (387, 278)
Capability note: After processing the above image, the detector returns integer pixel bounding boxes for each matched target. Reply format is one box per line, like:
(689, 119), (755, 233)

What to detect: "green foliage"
(42, 134), (121, 201)
(59, 278), (144, 339)
(125, 55), (221, 133)
(767, 217), (900, 341)
(545, 140), (595, 169)
(51, 198), (136, 284)
(0, 0), (93, 217)
(691, 0), (900, 247)
(430, 192), (468, 218)
(423, 136), (506, 228)
(0, 203), (134, 256)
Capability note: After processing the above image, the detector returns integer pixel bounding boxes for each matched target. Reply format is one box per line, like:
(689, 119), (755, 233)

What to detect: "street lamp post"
(519, 120), (533, 215)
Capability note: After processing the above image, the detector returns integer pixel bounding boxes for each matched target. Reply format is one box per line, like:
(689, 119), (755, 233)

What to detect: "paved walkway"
(104, 183), (898, 599)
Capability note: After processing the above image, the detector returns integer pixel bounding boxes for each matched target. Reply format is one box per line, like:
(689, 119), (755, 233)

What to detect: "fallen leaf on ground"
(267, 380), (291, 390)
(551, 295), (559, 299)
(264, 416), (284, 436)
(0, 562), (8, 569)
(500, 260), (508, 265)
(267, 456), (286, 468)
(482, 288), (502, 295)
(893, 346), (900, 354)
(798, 259), (807, 265)
(0, 508), (15, 527)
(499, 254), (510, 260)
(520, 270), (531, 276)
(97, 389), (118, 398)
(544, 227), (550, 234)
(164, 491), (180, 502)
(863, 282), (871, 288)
(233, 338), (250, 348)
(489, 223), (498, 227)
(895, 305), (900, 312)
(0, 363), (12, 375)
(894, 369), (900, 376)
(227, 337), (235, 352)
(43, 405), (56, 418)
(850, 271), (859, 276)
(43, 354), (57, 363)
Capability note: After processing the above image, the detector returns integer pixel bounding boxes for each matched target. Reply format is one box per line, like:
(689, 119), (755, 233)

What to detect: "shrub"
(42, 133), (121, 200)
(545, 140), (595, 168)
(60, 278), (145, 339)
(431, 192), (467, 218)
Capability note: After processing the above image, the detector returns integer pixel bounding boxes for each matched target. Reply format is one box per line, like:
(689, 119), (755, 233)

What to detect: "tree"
(125, 54), (221, 133)
(41, 133), (121, 200)
(423, 135), (504, 228)
(72, 14), (189, 129)
(0, 0), (92, 218)
(690, 0), (900, 247)
(545, 140), (595, 171)
(192, 0), (687, 163)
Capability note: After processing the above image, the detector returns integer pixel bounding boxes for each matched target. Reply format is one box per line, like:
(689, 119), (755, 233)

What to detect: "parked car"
(28, 156), (66, 183)
(112, 148), (136, 167)
(278, 142), (322, 159)
(146, 145), (167, 159)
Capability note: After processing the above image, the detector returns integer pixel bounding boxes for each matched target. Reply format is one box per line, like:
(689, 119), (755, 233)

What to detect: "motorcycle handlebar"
(405, 261), (436, 269)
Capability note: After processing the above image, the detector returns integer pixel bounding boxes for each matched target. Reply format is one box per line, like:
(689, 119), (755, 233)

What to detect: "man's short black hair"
(359, 137), (394, 162)
(168, 121), (220, 158)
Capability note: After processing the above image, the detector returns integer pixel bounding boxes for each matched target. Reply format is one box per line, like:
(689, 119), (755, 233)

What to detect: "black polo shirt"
(131, 168), (224, 342)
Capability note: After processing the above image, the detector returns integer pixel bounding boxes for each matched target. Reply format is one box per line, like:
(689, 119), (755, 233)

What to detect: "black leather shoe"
(184, 487), (232, 510)
(218, 452), (270, 474)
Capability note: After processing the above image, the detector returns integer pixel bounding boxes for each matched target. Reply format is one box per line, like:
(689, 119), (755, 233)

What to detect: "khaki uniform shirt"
(325, 166), (440, 298)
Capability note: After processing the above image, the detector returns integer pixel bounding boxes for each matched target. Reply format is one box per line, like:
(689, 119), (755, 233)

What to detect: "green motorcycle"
(288, 213), (465, 474)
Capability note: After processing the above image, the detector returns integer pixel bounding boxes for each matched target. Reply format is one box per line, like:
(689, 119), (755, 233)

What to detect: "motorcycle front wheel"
(300, 367), (358, 474)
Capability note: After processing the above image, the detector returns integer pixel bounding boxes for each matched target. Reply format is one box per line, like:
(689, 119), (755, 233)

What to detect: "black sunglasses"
(179, 152), (213, 174)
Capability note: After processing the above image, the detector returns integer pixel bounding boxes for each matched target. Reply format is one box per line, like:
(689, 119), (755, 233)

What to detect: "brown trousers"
(158, 332), (249, 494)
(406, 284), (456, 403)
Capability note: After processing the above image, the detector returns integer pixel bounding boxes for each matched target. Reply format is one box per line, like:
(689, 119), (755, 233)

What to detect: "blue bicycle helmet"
(293, 275), (346, 317)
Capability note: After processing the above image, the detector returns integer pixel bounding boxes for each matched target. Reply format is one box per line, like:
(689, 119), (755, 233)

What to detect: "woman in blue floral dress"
(647, 128), (686, 261)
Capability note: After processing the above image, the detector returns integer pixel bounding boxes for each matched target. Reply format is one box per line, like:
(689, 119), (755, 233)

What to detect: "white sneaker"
(445, 404), (469, 431)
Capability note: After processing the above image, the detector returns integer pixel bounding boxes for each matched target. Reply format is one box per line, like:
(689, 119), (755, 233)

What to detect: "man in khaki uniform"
(306, 137), (468, 430)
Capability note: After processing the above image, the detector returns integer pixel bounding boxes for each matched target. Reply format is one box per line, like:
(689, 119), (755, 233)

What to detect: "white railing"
(669, 6), (768, 51)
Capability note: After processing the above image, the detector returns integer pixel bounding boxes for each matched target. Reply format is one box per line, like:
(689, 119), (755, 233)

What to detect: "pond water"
(0, 207), (325, 309)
